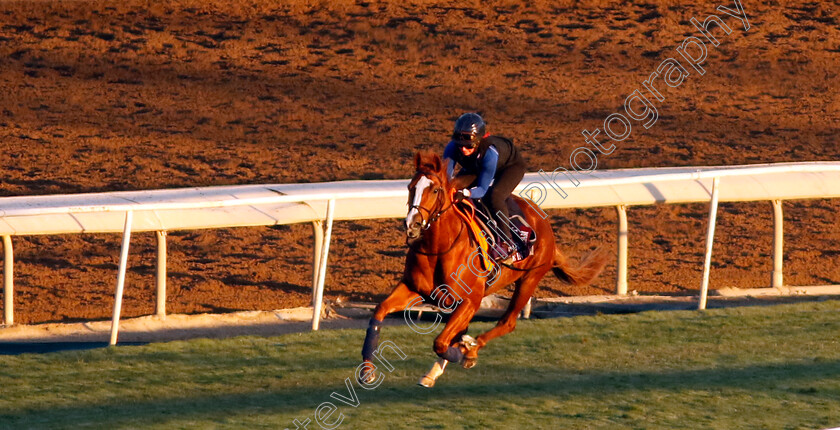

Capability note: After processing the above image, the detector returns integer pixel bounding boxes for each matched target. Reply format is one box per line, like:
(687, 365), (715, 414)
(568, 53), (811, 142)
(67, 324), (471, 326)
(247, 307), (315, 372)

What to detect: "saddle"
(455, 197), (537, 264)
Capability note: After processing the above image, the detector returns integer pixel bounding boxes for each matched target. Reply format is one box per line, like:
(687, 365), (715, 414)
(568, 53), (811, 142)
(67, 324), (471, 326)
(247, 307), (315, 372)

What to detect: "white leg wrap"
(418, 358), (448, 388)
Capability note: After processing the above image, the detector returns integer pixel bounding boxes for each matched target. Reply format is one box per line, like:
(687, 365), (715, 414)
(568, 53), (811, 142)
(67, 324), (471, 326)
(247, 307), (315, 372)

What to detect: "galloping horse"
(360, 152), (607, 387)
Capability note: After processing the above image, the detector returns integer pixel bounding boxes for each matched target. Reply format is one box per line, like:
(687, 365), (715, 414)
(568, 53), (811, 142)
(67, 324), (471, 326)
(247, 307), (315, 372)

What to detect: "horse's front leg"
(359, 282), (420, 384)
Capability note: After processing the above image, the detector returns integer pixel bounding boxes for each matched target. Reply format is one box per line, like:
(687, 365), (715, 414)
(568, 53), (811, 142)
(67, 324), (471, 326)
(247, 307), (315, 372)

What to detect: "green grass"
(3, 301), (840, 429)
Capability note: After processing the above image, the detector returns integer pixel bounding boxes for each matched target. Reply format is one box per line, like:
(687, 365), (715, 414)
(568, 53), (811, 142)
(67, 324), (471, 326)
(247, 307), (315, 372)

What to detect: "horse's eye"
(433, 188), (439, 194)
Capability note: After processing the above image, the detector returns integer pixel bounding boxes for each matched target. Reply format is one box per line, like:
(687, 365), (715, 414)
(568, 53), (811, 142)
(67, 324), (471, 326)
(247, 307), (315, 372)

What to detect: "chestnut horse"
(360, 152), (607, 387)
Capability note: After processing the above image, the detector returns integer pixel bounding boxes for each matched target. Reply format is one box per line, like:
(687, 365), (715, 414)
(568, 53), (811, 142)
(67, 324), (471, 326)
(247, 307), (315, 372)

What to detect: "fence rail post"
(771, 199), (784, 288)
(616, 205), (628, 295)
(311, 220), (324, 306)
(312, 199), (335, 331)
(109, 210), (133, 345)
(521, 298), (532, 319)
(155, 230), (167, 319)
(699, 177), (721, 310)
(3, 235), (12, 326)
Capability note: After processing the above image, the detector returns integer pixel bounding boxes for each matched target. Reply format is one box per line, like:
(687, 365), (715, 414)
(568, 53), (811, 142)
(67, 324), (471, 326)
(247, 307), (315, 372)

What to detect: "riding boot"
(495, 213), (526, 262)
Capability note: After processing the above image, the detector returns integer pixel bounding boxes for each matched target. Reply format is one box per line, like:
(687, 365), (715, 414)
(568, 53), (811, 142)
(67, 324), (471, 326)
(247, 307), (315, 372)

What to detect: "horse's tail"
(551, 247), (609, 286)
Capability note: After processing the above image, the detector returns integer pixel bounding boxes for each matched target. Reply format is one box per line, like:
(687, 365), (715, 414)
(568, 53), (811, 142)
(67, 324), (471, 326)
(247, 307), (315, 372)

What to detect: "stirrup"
(492, 242), (516, 264)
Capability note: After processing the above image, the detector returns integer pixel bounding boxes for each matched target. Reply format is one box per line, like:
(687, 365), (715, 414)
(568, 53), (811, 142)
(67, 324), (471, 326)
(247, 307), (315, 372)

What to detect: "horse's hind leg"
(469, 268), (548, 363)
(418, 325), (470, 387)
(418, 358), (448, 388)
(360, 283), (420, 384)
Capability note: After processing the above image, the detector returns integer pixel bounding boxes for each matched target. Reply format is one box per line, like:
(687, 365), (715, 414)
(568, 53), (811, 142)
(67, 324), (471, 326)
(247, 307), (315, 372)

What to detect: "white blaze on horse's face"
(406, 176), (433, 231)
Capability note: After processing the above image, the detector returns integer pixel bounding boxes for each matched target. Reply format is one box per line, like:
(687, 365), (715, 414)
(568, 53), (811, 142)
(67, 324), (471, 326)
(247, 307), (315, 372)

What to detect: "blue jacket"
(443, 140), (500, 199)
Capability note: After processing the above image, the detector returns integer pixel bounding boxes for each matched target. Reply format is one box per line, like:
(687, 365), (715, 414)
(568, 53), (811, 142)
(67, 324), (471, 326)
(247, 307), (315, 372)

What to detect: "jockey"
(443, 112), (527, 263)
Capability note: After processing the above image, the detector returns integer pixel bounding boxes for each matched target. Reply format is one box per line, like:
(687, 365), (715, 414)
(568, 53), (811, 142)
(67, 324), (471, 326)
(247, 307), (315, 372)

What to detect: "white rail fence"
(2, 162), (840, 344)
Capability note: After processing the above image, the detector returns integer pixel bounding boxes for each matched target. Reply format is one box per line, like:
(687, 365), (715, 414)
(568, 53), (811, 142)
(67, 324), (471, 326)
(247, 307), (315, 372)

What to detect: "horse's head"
(405, 151), (451, 243)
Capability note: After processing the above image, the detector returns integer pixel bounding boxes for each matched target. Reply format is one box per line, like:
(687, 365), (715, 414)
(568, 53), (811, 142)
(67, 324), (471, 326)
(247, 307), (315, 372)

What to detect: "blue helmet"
(452, 113), (486, 148)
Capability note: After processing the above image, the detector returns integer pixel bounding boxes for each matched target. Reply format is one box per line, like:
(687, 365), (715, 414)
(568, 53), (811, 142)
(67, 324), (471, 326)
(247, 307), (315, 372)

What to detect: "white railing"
(2, 161), (840, 344)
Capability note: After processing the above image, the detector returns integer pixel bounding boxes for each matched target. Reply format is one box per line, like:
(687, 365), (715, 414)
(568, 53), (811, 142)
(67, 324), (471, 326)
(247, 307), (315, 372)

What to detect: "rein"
(410, 221), (464, 256)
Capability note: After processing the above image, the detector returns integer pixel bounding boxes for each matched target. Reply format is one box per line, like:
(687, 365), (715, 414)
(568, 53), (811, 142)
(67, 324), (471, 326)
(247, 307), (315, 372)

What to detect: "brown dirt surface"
(0, 0), (839, 326)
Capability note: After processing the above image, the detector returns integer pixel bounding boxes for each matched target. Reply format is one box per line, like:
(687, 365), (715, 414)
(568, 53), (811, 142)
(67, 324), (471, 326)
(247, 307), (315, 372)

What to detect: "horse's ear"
(414, 152), (422, 170)
(431, 153), (443, 173)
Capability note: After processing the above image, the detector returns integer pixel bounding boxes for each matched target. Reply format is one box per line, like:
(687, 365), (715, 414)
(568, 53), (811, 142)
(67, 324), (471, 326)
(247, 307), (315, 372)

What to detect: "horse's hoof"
(358, 364), (377, 385)
(459, 335), (479, 368)
(462, 356), (477, 369)
(417, 376), (436, 388)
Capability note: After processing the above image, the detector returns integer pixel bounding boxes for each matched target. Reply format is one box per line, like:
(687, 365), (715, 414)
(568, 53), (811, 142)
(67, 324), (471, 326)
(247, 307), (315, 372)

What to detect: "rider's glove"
(453, 188), (471, 202)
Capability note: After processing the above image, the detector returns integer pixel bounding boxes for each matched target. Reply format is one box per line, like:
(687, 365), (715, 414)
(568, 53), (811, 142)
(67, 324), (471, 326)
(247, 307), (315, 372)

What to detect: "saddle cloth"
(456, 197), (537, 263)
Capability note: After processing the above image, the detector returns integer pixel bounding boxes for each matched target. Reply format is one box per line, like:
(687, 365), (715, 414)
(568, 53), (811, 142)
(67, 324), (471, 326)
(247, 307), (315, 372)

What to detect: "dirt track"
(0, 0), (838, 325)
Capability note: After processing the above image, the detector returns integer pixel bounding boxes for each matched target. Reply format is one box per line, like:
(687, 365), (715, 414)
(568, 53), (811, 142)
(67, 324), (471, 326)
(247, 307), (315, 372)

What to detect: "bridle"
(408, 171), (455, 231)
(405, 170), (464, 254)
